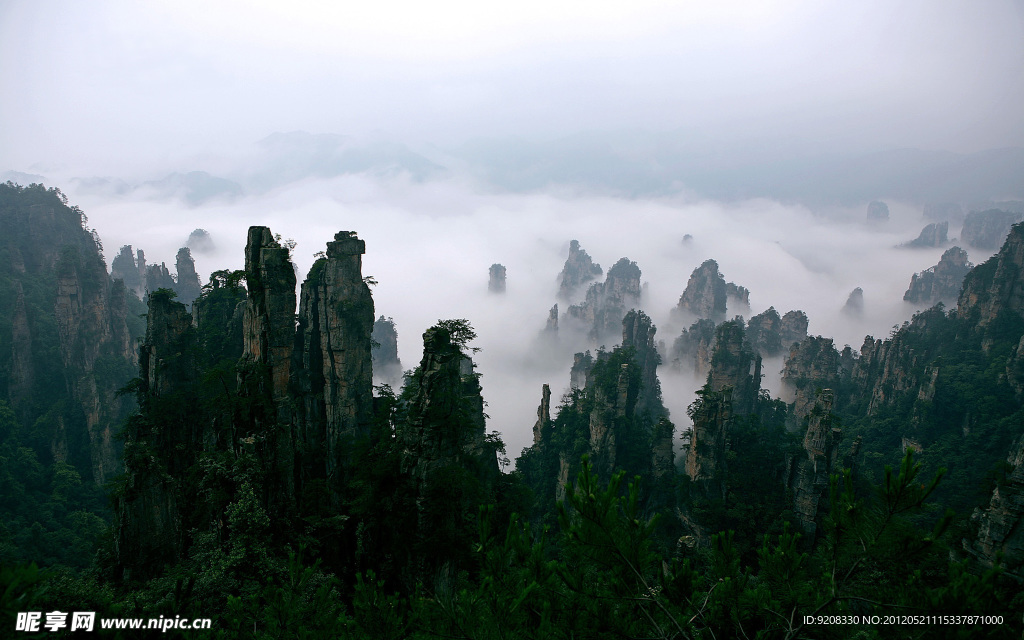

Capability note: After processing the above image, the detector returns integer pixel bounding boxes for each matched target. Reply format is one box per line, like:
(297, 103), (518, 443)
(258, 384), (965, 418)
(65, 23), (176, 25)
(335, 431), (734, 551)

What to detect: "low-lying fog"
(59, 170), (991, 462)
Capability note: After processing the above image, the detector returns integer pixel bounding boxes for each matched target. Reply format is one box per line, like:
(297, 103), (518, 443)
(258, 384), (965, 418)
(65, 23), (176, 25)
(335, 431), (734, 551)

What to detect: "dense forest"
(1, 181), (1022, 638)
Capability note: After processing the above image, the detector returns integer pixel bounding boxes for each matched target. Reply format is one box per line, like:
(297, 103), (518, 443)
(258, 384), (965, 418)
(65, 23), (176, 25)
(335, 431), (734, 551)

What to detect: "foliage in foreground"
(3, 451), (1021, 639)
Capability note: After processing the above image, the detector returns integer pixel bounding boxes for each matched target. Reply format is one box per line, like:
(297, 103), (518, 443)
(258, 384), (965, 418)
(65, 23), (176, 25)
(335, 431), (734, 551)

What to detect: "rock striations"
(961, 209), (1024, 251)
(295, 231), (375, 484)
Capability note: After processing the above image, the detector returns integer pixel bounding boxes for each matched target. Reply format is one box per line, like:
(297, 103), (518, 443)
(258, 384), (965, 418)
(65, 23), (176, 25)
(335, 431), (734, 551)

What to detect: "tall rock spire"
(296, 231), (374, 485)
(237, 226), (297, 504)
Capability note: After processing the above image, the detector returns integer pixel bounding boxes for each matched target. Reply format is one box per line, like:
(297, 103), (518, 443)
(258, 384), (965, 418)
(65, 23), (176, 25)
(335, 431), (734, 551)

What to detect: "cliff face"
(964, 436), (1024, 581)
(670, 318), (716, 377)
(747, 307), (782, 356)
(532, 383), (551, 445)
(117, 291), (196, 579)
(8, 281), (33, 411)
(684, 319), (761, 495)
(675, 259), (727, 321)
(114, 244), (202, 307)
(295, 232), (375, 486)
(781, 239), (1011, 430)
(707, 320), (761, 415)
(622, 310), (665, 419)
(782, 336), (842, 419)
(400, 328), (483, 476)
(781, 310), (809, 347)
(1008, 336), (1024, 403)
(1, 184), (140, 486)
(621, 311), (674, 478)
(847, 307), (951, 436)
(138, 293), (198, 441)
(145, 262), (176, 294)
(397, 327), (498, 549)
(673, 259), (750, 322)
(961, 209), (1024, 250)
(787, 389), (843, 539)
(726, 282), (751, 313)
(904, 246), (972, 305)
(957, 222), (1024, 328)
(110, 245), (146, 299)
(237, 226), (298, 506)
(174, 247), (202, 307)
(685, 387), (729, 492)
(566, 257), (642, 342)
(371, 315), (403, 388)
(739, 307), (811, 361)
(570, 350), (594, 389)
(904, 221), (948, 248)
(557, 239), (603, 302)
(524, 312), (674, 509)
(55, 247), (135, 483)
(544, 304), (558, 335)
(570, 314), (666, 478)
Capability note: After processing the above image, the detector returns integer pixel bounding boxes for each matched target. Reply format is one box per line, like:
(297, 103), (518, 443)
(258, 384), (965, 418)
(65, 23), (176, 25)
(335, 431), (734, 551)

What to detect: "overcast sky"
(2, 0), (1024, 173)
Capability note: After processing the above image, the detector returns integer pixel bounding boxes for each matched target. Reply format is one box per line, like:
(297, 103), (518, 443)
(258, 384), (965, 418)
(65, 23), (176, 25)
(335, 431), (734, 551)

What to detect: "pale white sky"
(2, 0), (1023, 172)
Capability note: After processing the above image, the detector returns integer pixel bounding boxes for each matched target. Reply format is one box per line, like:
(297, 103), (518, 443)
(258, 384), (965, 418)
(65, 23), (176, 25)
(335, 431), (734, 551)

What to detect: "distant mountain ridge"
(452, 132), (1024, 204)
(7, 131), (1023, 206)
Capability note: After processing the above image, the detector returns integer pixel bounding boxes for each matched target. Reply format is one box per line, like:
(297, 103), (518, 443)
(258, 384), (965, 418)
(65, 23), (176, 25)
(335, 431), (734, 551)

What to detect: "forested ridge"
(1, 182), (1022, 638)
